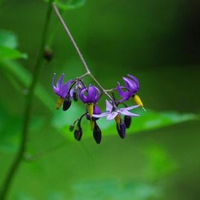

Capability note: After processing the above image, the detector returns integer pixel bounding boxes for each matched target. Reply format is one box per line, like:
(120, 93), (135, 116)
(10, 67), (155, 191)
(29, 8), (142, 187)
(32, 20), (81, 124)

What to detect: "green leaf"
(0, 46), (27, 60)
(0, 30), (27, 60)
(71, 179), (161, 200)
(44, 0), (86, 10)
(52, 105), (198, 140)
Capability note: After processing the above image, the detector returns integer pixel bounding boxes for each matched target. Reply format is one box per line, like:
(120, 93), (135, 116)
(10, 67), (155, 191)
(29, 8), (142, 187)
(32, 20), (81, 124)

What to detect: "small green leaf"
(0, 46), (27, 60)
(0, 30), (27, 60)
(44, 0), (86, 10)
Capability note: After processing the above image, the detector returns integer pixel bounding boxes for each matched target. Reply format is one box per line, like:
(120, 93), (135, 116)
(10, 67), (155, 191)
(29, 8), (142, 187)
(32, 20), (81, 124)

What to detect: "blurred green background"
(0, 0), (200, 199)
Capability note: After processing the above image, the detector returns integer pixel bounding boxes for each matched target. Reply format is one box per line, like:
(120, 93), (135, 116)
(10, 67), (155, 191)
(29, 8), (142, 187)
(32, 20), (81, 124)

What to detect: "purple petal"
(92, 112), (108, 118)
(123, 77), (138, 94)
(94, 105), (102, 114)
(87, 85), (97, 102)
(118, 109), (139, 117)
(105, 100), (113, 112)
(79, 88), (88, 103)
(122, 105), (140, 111)
(56, 74), (65, 88)
(128, 74), (139, 88)
(106, 112), (118, 120)
(94, 87), (101, 102)
(58, 80), (72, 98)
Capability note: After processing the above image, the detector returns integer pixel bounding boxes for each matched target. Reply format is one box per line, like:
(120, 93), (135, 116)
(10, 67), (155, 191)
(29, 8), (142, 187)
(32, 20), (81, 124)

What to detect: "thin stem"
(52, 3), (113, 101)
(0, 1), (53, 199)
(52, 3), (90, 74)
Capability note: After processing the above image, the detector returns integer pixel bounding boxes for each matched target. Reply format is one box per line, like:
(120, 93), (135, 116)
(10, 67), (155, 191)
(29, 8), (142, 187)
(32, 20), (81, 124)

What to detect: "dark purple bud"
(124, 115), (132, 128)
(74, 121), (82, 141)
(93, 121), (102, 144)
(62, 96), (72, 111)
(116, 121), (126, 138)
(73, 90), (79, 102)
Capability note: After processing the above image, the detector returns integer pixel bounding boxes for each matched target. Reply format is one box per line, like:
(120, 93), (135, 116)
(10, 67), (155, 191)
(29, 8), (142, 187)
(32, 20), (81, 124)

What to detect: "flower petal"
(92, 112), (108, 118)
(105, 100), (113, 112)
(79, 88), (88, 103)
(56, 73), (65, 88)
(106, 112), (118, 120)
(118, 109), (139, 117)
(128, 74), (139, 88)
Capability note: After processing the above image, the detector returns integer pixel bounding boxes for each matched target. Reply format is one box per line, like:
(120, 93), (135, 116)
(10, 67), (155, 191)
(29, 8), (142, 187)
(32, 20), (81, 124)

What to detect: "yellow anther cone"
(133, 95), (146, 111)
(115, 114), (121, 124)
(90, 120), (95, 131)
(56, 97), (64, 110)
(87, 103), (94, 120)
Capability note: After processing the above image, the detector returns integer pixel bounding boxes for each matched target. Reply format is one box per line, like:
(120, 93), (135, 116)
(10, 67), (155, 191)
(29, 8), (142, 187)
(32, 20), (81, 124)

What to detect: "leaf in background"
(143, 144), (177, 180)
(0, 46), (27, 60)
(0, 30), (27, 60)
(52, 105), (198, 140)
(71, 179), (161, 200)
(44, 0), (86, 10)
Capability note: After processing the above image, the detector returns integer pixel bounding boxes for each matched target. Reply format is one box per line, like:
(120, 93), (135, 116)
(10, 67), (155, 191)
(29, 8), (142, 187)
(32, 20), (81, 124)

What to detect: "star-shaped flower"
(52, 73), (72, 99)
(92, 100), (139, 120)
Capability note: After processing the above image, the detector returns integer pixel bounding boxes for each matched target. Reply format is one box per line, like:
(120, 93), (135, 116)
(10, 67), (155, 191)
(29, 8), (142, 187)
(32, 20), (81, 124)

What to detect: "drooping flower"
(79, 84), (101, 104)
(92, 100), (139, 120)
(117, 74), (144, 108)
(79, 85), (101, 119)
(52, 73), (72, 98)
(52, 73), (72, 109)
(117, 74), (139, 102)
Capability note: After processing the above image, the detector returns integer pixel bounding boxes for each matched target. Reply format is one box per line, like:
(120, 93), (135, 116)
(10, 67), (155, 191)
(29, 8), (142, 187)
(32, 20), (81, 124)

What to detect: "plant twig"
(0, 1), (53, 199)
(52, 3), (113, 101)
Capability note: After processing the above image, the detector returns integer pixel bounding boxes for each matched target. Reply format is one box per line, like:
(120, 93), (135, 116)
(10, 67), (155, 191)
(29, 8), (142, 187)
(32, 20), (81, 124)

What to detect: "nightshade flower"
(52, 73), (72, 109)
(92, 100), (139, 120)
(79, 85), (101, 119)
(117, 74), (144, 108)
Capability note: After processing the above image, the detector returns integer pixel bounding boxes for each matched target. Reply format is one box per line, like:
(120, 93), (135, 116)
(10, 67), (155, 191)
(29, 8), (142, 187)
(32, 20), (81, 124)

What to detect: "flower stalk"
(0, 0), (54, 199)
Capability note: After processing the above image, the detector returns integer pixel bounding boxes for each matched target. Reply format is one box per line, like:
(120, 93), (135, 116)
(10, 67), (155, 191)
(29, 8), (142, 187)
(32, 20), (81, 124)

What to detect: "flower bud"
(93, 121), (102, 144)
(124, 115), (132, 128)
(74, 121), (82, 141)
(73, 91), (79, 102)
(63, 96), (72, 111)
(116, 121), (126, 138)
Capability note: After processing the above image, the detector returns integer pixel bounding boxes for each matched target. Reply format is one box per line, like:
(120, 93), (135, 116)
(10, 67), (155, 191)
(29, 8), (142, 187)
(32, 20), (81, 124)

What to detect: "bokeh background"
(0, 0), (200, 199)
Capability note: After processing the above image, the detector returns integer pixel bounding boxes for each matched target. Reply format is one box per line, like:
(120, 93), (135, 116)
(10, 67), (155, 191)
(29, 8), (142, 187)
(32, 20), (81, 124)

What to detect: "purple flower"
(52, 73), (72, 99)
(79, 85), (101, 104)
(117, 74), (140, 102)
(92, 100), (139, 120)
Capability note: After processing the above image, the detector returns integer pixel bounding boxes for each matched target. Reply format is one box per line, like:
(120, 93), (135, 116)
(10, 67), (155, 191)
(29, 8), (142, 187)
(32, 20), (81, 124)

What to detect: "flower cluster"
(52, 73), (144, 144)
